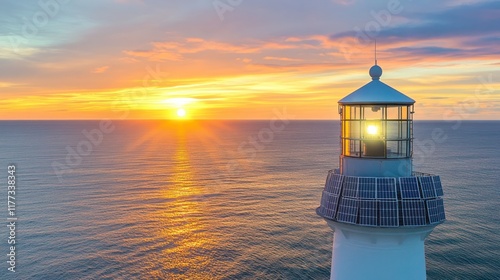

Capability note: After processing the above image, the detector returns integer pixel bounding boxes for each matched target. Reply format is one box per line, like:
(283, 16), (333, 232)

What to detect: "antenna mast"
(375, 39), (377, 65)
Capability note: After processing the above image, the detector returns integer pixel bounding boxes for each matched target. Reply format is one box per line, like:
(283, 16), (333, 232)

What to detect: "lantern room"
(338, 65), (415, 177)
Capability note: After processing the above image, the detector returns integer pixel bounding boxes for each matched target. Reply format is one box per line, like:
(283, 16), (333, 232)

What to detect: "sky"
(0, 0), (499, 120)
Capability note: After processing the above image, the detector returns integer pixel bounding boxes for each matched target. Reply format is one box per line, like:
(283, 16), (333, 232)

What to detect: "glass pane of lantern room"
(387, 106), (399, 120)
(343, 105), (350, 120)
(350, 105), (361, 120)
(400, 121), (409, 139)
(401, 106), (409, 120)
(386, 141), (400, 158)
(349, 120), (360, 139)
(363, 105), (384, 120)
(386, 121), (402, 140)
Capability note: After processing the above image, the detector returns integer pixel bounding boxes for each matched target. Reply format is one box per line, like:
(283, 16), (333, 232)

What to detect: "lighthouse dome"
(338, 65), (415, 105)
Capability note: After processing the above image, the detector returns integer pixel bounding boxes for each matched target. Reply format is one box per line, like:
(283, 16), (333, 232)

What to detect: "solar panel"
(319, 192), (334, 219)
(359, 200), (377, 226)
(419, 176), (436, 198)
(358, 177), (376, 199)
(399, 177), (420, 199)
(432, 176), (444, 197)
(401, 200), (427, 226)
(325, 192), (340, 210)
(321, 206), (336, 219)
(426, 198), (446, 224)
(331, 174), (344, 196)
(321, 190), (328, 205)
(379, 200), (399, 227)
(377, 178), (397, 199)
(324, 172), (332, 191)
(342, 176), (359, 198)
(336, 197), (359, 224)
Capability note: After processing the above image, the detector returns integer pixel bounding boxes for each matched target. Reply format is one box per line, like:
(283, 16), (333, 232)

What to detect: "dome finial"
(369, 64), (382, 80)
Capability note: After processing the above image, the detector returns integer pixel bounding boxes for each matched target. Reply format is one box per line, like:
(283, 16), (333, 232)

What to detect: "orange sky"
(0, 1), (499, 120)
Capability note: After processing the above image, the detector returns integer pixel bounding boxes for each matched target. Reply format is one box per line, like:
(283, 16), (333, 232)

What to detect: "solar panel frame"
(426, 198), (445, 224)
(377, 178), (397, 200)
(379, 200), (399, 227)
(336, 197), (359, 224)
(431, 176), (444, 197)
(419, 176), (436, 198)
(401, 200), (427, 226)
(358, 177), (377, 199)
(359, 200), (378, 226)
(399, 177), (421, 199)
(342, 176), (359, 198)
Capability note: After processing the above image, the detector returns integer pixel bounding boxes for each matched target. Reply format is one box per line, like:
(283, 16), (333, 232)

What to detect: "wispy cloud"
(92, 66), (110, 74)
(330, 1), (500, 61)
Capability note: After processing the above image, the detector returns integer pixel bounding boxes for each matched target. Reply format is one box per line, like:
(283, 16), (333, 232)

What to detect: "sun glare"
(177, 108), (187, 118)
(367, 125), (379, 135)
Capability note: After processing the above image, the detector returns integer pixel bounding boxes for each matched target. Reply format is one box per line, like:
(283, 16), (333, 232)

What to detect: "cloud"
(264, 56), (303, 62)
(122, 36), (333, 62)
(330, 1), (500, 43)
(92, 66), (109, 74)
(326, 1), (500, 62)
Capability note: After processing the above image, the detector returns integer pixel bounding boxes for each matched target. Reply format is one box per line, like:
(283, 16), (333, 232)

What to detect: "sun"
(176, 108), (187, 118)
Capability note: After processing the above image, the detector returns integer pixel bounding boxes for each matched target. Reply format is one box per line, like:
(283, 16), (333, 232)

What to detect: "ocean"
(0, 120), (499, 279)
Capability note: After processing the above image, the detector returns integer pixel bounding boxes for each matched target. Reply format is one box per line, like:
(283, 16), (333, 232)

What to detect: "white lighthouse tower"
(317, 64), (445, 280)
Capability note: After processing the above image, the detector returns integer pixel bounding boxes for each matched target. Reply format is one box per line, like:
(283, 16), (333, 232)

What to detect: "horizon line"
(1, 119), (499, 121)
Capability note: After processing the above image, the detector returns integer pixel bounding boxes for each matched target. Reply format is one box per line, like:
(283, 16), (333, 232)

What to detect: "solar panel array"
(318, 172), (445, 227)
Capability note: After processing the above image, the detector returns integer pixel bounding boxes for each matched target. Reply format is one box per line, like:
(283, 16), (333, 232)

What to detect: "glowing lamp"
(366, 124), (379, 135)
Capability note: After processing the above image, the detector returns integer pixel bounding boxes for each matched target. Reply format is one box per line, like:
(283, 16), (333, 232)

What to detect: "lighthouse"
(317, 64), (445, 280)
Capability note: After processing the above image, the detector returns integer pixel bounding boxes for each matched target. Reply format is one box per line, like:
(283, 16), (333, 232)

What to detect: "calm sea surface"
(0, 120), (499, 279)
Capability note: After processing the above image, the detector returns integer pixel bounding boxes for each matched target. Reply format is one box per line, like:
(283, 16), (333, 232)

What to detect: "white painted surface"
(327, 221), (435, 280)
